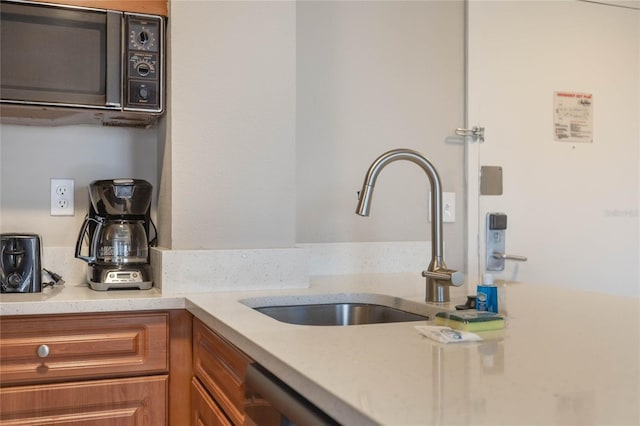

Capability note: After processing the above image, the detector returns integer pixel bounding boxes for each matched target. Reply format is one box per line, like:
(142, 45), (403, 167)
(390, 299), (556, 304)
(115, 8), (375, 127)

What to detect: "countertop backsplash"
(41, 247), (87, 286)
(39, 242), (468, 298)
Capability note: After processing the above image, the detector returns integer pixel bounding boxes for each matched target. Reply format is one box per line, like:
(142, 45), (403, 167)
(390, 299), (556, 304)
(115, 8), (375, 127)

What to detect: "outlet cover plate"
(51, 178), (74, 216)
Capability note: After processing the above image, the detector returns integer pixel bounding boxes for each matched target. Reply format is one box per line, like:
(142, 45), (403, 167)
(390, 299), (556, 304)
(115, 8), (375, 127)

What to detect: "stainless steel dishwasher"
(244, 364), (339, 426)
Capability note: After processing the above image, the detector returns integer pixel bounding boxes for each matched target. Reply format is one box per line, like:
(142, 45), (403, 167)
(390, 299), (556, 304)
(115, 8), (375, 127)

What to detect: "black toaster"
(0, 233), (41, 293)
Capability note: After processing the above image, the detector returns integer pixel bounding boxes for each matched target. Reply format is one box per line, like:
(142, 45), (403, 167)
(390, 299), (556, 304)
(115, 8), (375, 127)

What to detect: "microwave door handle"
(105, 11), (122, 108)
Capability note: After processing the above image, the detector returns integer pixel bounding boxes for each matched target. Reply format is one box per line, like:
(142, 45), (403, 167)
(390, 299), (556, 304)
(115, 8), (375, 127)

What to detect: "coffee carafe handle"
(148, 218), (158, 247)
(75, 216), (101, 264)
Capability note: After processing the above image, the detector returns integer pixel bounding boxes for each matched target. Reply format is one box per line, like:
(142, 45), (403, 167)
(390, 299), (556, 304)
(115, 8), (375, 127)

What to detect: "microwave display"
(0, 0), (164, 125)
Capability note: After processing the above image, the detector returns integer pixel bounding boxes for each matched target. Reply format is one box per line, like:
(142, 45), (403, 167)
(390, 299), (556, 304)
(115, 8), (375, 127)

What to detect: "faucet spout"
(355, 148), (463, 303)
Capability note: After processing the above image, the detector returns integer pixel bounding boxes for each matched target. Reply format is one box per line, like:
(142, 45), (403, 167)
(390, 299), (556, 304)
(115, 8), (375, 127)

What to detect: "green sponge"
(434, 310), (506, 332)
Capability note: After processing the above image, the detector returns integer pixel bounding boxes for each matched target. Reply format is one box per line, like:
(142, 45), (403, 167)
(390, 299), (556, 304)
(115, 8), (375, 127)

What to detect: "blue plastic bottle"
(476, 273), (498, 313)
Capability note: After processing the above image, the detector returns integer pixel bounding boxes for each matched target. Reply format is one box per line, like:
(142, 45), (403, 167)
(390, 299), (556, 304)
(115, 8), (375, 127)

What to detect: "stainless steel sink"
(254, 303), (428, 326)
(243, 294), (437, 326)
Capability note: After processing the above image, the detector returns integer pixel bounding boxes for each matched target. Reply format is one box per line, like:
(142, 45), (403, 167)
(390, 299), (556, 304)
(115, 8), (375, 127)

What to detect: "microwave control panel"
(125, 14), (163, 113)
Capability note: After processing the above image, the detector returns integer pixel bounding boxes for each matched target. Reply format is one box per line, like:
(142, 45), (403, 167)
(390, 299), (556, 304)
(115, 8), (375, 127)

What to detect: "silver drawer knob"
(37, 344), (50, 358)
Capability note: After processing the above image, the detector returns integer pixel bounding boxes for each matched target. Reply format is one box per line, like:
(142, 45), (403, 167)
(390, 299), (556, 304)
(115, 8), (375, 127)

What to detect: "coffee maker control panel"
(105, 270), (143, 284)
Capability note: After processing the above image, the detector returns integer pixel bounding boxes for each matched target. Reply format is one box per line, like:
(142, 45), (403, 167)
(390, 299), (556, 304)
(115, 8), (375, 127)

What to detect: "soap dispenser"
(477, 273), (498, 313)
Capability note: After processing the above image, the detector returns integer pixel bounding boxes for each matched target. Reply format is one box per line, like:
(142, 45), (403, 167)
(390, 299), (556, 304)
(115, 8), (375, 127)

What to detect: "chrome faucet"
(355, 148), (464, 303)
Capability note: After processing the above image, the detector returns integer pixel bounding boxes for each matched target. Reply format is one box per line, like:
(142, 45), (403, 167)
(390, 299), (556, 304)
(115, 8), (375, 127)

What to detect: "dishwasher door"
(244, 364), (339, 426)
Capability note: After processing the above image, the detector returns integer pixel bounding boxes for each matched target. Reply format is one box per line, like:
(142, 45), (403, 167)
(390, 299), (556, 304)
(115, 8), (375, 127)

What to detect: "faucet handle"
(422, 269), (464, 286)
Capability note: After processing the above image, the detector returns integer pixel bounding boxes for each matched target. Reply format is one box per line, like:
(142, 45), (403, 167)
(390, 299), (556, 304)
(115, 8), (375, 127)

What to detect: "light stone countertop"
(1, 273), (639, 425)
(0, 284), (185, 315)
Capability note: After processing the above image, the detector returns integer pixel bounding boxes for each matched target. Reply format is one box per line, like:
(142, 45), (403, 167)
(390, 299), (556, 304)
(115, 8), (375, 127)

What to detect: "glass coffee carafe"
(95, 220), (149, 265)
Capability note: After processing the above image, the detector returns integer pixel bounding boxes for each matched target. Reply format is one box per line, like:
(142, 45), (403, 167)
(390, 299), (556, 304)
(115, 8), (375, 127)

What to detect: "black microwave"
(0, 0), (165, 127)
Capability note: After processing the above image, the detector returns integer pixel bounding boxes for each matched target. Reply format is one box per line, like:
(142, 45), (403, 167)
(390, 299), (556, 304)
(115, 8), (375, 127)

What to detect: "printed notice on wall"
(554, 91), (593, 143)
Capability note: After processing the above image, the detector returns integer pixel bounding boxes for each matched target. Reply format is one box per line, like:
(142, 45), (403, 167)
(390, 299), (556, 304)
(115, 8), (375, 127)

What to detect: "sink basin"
(254, 303), (428, 326)
(242, 293), (439, 326)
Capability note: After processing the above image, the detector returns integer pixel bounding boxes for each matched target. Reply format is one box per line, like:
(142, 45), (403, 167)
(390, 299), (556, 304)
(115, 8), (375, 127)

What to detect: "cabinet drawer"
(193, 319), (251, 425)
(0, 312), (168, 386)
(0, 375), (167, 425)
(192, 376), (233, 426)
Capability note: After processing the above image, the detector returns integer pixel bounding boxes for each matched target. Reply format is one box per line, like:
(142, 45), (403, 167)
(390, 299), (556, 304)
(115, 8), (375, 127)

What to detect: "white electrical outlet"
(51, 179), (74, 216)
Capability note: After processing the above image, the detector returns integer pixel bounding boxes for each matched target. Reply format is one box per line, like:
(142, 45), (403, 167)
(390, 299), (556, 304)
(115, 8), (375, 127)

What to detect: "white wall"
(468, 0), (639, 296)
(0, 124), (159, 247)
(166, 0), (466, 268)
(2, 1), (467, 286)
(6, 1), (635, 296)
(296, 1), (465, 268)
(167, 0), (297, 249)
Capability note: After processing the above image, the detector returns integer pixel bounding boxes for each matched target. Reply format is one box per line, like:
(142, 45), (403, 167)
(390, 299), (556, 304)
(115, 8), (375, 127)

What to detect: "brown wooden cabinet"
(0, 376), (168, 425)
(168, 310), (194, 426)
(0, 310), (192, 426)
(0, 312), (168, 386)
(192, 376), (233, 426)
(27, 0), (168, 16)
(192, 318), (252, 426)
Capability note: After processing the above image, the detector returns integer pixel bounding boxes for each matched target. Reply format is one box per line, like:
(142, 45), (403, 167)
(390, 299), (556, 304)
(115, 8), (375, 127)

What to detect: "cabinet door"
(0, 312), (168, 386)
(191, 377), (233, 426)
(0, 375), (167, 425)
(192, 319), (251, 425)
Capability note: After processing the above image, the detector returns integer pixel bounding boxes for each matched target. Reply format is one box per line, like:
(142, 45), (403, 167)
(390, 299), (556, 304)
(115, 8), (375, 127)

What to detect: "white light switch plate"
(428, 192), (456, 223)
(443, 192), (456, 223)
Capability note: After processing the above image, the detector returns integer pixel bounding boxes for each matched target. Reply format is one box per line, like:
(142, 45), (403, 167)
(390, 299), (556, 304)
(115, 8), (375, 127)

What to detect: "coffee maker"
(0, 233), (41, 293)
(75, 179), (156, 290)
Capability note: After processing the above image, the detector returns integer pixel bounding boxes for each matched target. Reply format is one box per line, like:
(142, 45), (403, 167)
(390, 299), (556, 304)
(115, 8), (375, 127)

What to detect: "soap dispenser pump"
(477, 273), (498, 313)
